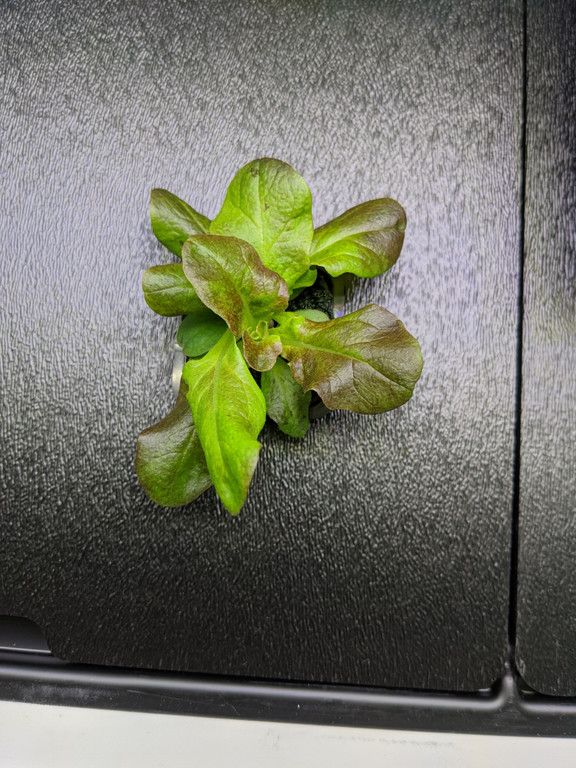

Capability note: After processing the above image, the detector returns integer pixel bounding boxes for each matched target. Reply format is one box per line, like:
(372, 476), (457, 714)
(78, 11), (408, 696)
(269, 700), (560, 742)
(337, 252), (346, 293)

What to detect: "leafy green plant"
(136, 158), (423, 514)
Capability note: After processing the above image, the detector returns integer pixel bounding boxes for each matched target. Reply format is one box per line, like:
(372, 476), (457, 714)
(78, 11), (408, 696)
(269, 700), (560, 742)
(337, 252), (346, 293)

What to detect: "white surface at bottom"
(0, 699), (575, 767)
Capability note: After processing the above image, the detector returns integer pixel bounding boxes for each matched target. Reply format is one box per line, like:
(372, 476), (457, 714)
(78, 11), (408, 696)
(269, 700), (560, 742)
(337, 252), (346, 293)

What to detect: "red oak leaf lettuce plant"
(136, 158), (423, 514)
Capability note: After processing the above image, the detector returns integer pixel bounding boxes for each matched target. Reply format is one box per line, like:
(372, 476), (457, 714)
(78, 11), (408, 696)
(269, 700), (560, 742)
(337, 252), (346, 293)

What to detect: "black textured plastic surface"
(0, 0), (522, 690)
(516, 0), (576, 696)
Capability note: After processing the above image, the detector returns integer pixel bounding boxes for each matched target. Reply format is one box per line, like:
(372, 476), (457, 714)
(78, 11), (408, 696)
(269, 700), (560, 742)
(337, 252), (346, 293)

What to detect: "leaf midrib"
(205, 334), (247, 502)
(210, 337), (228, 480)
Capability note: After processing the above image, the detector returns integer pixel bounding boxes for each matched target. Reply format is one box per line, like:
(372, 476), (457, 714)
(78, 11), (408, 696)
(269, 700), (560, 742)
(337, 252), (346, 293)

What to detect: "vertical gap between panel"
(508, 0), (528, 663)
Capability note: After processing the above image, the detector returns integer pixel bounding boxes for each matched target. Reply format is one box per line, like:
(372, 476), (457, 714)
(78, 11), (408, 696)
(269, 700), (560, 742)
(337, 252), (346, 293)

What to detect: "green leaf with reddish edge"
(181, 234), (289, 337)
(142, 263), (205, 317)
(150, 188), (210, 257)
(209, 158), (313, 288)
(242, 321), (282, 372)
(177, 309), (227, 358)
(182, 330), (266, 515)
(310, 199), (406, 278)
(135, 379), (212, 507)
(275, 305), (423, 414)
(261, 357), (311, 438)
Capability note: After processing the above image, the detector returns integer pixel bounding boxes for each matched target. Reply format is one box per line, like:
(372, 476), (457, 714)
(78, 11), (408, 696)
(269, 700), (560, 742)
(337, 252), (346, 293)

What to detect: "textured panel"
(516, 0), (576, 696)
(0, 0), (522, 690)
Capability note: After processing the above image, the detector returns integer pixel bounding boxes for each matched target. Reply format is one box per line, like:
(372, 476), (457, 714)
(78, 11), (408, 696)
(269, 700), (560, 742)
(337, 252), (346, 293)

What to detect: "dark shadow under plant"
(136, 158), (423, 514)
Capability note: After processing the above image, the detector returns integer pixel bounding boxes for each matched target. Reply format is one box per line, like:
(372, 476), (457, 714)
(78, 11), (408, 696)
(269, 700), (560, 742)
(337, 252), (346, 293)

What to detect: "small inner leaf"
(177, 309), (228, 358)
(150, 188), (211, 257)
(290, 268), (318, 292)
(286, 272), (334, 320)
(293, 308), (330, 322)
(242, 329), (282, 372)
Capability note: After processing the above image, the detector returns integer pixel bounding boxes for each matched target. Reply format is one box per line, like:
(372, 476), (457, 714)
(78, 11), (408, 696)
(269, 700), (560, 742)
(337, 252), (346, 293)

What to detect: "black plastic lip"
(1, 651), (575, 738)
(0, 616), (51, 654)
